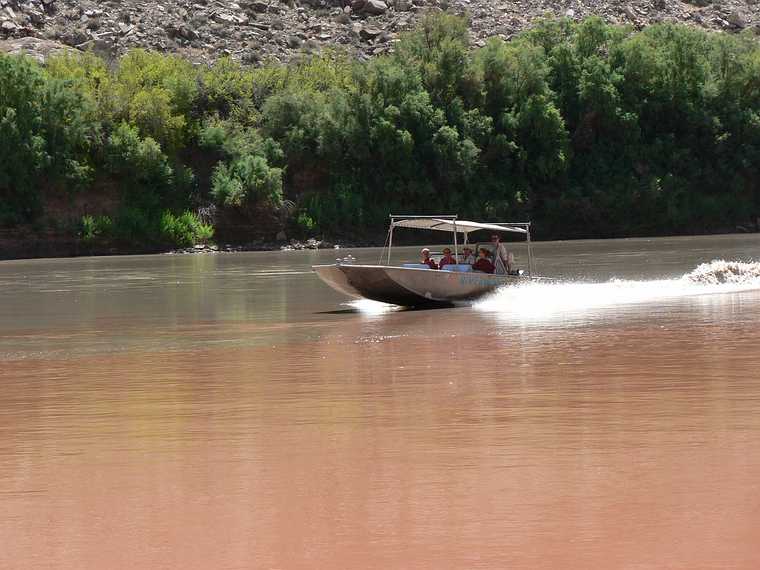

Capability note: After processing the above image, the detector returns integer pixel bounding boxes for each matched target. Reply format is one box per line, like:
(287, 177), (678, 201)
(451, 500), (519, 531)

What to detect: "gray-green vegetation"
(1, 15), (759, 250)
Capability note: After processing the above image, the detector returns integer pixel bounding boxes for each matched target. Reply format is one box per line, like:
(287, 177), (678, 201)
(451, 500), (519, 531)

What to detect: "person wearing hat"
(420, 247), (438, 269)
(438, 247), (457, 270)
(460, 246), (475, 265)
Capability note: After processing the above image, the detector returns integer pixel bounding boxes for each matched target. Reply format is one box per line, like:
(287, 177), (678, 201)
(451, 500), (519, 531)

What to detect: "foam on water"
(346, 298), (400, 315)
(684, 259), (760, 285)
(475, 260), (760, 317)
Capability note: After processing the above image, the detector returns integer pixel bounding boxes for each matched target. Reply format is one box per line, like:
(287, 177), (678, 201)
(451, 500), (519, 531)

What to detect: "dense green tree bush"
(114, 50), (198, 149)
(110, 206), (157, 244)
(201, 118), (284, 214)
(211, 156), (283, 209)
(0, 54), (95, 224)
(2, 15), (760, 249)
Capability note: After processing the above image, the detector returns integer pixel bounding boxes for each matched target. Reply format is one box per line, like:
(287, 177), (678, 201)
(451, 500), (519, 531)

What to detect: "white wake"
(474, 260), (760, 317)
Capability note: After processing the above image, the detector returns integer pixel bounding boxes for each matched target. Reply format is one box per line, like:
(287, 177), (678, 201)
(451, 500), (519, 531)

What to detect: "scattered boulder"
(286, 34), (302, 48)
(0, 36), (75, 62)
(364, 0), (389, 15)
(728, 10), (746, 28)
(359, 25), (382, 40)
(249, 1), (270, 13)
(281, 237), (325, 250)
(351, 0), (389, 15)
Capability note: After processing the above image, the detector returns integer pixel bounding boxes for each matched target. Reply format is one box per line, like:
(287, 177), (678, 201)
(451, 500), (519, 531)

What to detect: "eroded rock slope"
(1, 0), (758, 63)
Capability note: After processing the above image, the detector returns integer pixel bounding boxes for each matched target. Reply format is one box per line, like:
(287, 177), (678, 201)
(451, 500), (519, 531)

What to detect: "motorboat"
(313, 215), (541, 307)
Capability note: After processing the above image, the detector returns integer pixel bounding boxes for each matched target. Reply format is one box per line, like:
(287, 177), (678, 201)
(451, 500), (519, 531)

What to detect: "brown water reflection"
(2, 235), (760, 569)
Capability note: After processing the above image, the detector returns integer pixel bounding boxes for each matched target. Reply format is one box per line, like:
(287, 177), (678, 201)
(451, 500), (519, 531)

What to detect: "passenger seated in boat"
(420, 248), (438, 269)
(438, 247), (457, 270)
(460, 246), (475, 265)
(472, 248), (495, 274)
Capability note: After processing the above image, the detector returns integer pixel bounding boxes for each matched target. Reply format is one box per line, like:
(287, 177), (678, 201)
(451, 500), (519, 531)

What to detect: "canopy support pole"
(452, 220), (458, 261)
(387, 224), (394, 265)
(526, 228), (533, 277)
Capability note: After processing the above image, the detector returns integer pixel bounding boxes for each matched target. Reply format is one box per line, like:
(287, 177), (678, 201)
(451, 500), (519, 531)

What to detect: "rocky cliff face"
(1, 0), (758, 64)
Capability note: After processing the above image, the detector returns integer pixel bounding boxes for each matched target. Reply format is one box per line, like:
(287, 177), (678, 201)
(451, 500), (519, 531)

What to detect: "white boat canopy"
(391, 217), (528, 235)
(382, 214), (535, 276)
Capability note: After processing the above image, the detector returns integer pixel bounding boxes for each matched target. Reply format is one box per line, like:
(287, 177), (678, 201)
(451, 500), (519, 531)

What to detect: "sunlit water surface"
(2, 234), (760, 569)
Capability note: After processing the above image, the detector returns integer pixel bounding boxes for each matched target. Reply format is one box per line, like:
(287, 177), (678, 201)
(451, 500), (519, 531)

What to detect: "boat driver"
(490, 234), (514, 274)
(420, 248), (438, 269)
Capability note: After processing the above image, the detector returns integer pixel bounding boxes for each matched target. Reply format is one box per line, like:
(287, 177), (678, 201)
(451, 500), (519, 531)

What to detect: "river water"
(2, 234), (760, 569)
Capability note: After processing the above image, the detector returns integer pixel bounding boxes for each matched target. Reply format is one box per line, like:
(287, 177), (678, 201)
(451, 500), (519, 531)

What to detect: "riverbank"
(0, 229), (371, 261)
(3, 225), (758, 261)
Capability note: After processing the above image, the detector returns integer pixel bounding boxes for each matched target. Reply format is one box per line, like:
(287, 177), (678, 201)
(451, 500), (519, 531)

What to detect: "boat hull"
(313, 264), (522, 307)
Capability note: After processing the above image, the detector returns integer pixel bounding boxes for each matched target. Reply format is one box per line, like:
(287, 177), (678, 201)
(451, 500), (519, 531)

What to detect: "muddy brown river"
(2, 234), (760, 569)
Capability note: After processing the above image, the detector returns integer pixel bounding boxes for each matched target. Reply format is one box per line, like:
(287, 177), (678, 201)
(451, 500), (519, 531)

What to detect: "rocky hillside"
(1, 0), (759, 64)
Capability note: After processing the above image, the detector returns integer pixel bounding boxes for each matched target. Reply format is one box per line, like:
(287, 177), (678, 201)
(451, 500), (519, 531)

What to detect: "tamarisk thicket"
(1, 15), (759, 250)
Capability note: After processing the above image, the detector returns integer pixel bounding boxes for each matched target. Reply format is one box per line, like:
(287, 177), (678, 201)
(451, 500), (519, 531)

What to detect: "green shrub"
(195, 221), (215, 243)
(201, 56), (255, 118)
(114, 50), (198, 148)
(210, 163), (244, 207)
(211, 155), (283, 209)
(200, 118), (285, 166)
(79, 214), (113, 242)
(198, 121), (227, 150)
(112, 207), (157, 244)
(160, 210), (214, 247)
(106, 122), (176, 210)
(296, 212), (316, 233)
(0, 54), (95, 225)
(80, 215), (96, 241)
